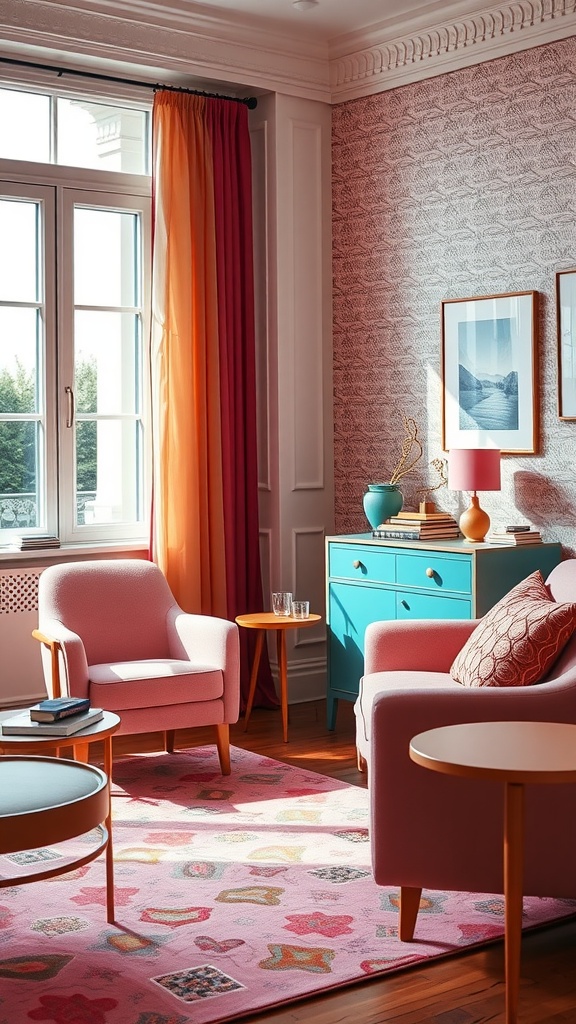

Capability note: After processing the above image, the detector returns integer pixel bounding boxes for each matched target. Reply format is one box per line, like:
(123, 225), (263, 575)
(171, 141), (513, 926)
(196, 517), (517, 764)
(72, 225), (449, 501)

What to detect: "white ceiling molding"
(0, 0), (575, 105)
(0, 0), (332, 102)
(330, 0), (576, 102)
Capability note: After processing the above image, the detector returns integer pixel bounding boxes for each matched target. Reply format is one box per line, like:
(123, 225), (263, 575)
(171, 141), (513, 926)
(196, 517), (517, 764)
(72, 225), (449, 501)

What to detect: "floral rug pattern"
(1, 746), (575, 1024)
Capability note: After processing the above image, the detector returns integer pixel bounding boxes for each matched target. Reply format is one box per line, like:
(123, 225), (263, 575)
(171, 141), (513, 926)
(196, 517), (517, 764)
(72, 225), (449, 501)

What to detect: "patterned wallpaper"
(332, 37), (576, 554)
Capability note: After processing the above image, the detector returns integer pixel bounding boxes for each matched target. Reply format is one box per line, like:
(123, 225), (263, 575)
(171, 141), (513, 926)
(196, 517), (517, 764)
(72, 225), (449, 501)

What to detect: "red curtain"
(151, 91), (276, 709)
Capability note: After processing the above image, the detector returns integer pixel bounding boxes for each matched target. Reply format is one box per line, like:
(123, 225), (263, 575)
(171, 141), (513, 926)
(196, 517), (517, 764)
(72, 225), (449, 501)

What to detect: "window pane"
(75, 311), (140, 415)
(58, 99), (148, 174)
(0, 421), (39, 526)
(0, 199), (40, 302)
(74, 208), (139, 307)
(77, 420), (142, 525)
(0, 89), (50, 162)
(0, 307), (40, 413)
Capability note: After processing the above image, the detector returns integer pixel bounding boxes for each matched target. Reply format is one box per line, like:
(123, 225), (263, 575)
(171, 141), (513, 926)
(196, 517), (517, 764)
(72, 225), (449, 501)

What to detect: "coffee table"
(0, 708), (120, 779)
(0, 754), (115, 922)
(409, 720), (576, 1024)
(236, 611), (321, 742)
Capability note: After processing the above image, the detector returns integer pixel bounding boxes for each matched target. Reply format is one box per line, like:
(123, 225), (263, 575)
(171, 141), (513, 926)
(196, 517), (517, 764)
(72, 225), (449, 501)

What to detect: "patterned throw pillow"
(450, 570), (576, 688)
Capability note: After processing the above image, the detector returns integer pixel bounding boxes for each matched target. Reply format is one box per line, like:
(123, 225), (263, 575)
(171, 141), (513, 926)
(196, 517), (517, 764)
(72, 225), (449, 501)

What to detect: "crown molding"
(0, 0), (575, 105)
(0, 0), (331, 102)
(330, 0), (576, 102)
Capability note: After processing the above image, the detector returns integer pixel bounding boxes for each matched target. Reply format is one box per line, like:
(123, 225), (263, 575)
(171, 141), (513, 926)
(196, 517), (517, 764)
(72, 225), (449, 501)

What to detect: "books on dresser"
(30, 697), (91, 722)
(1, 707), (104, 737)
(487, 529), (543, 545)
(373, 510), (459, 541)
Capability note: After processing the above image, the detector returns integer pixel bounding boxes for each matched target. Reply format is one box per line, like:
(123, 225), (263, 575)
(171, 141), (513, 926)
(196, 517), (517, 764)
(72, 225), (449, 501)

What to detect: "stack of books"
(373, 510), (460, 541)
(488, 526), (543, 545)
(13, 535), (60, 550)
(1, 697), (103, 737)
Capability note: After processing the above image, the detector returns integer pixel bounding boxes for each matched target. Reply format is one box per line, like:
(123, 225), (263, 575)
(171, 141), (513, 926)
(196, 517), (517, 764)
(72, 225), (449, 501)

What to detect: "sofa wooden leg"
(215, 724), (231, 775)
(357, 749), (367, 773)
(399, 886), (422, 941)
(165, 729), (176, 753)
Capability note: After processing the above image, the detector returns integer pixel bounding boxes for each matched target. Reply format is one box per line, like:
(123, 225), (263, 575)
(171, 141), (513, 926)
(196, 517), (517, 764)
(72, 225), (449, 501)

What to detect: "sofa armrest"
(364, 618), (479, 675)
(371, 680), (576, 777)
(368, 679), (576, 894)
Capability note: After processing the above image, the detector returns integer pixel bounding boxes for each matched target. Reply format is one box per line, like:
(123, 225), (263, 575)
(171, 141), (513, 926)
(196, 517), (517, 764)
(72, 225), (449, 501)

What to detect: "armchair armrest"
(32, 621), (89, 699)
(168, 610), (240, 721)
(364, 618), (479, 675)
(32, 629), (64, 699)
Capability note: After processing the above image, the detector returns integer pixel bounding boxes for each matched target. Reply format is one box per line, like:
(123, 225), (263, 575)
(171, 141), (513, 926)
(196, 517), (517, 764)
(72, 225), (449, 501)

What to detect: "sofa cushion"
(450, 570), (576, 688)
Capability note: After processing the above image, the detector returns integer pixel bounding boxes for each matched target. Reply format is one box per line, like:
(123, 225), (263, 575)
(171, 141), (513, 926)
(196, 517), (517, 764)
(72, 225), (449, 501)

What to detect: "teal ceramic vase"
(362, 483), (403, 529)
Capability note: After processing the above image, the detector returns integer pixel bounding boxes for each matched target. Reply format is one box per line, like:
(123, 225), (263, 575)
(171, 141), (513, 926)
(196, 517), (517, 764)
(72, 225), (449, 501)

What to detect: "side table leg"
(277, 631), (289, 743)
(504, 781), (525, 1024)
(103, 735), (115, 924)
(243, 630), (265, 733)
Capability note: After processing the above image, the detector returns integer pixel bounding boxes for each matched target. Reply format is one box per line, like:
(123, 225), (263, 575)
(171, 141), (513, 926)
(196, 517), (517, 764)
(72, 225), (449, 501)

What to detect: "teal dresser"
(325, 533), (562, 729)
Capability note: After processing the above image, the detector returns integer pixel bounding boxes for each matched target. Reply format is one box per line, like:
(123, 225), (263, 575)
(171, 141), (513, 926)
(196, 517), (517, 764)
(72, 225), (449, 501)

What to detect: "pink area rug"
(2, 746), (576, 1024)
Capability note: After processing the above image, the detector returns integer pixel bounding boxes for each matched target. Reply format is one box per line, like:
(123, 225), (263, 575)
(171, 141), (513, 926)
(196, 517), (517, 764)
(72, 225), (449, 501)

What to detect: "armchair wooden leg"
(357, 749), (367, 773)
(215, 724), (231, 776)
(165, 730), (176, 753)
(399, 886), (422, 941)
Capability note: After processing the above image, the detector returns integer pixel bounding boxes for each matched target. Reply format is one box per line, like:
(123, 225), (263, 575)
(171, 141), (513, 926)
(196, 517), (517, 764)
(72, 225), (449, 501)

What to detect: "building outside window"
(0, 80), (152, 547)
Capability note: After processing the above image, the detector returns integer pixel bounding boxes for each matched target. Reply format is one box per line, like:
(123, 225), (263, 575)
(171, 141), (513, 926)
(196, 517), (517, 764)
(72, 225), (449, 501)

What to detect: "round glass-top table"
(0, 754), (115, 921)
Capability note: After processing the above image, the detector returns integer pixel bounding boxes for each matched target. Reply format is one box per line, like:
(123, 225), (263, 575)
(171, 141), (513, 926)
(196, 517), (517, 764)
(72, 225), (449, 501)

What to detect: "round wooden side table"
(236, 611), (321, 742)
(0, 754), (115, 922)
(410, 720), (576, 1024)
(0, 708), (121, 780)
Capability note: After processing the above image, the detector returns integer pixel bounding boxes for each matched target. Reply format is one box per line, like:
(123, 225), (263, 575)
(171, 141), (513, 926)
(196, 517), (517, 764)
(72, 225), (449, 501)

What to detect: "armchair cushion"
(450, 570), (576, 688)
(89, 660), (223, 711)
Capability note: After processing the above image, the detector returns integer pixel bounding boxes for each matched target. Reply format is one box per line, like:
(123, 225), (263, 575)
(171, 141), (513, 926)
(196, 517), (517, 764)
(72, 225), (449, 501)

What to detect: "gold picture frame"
(556, 269), (576, 420)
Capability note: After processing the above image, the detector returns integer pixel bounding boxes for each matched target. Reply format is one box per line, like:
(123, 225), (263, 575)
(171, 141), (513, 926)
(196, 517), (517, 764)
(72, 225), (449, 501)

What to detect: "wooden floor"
(104, 699), (576, 1024)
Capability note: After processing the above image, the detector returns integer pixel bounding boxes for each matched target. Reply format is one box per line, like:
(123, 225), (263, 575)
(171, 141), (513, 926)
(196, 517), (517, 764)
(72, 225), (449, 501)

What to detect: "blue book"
(29, 697), (90, 722)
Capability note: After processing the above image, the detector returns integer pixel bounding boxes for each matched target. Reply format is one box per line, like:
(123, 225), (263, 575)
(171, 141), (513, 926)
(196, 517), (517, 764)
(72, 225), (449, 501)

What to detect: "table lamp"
(448, 448), (501, 542)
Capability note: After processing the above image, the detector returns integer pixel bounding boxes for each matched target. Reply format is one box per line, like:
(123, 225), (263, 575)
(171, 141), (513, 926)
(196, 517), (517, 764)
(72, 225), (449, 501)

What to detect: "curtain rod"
(0, 55), (258, 108)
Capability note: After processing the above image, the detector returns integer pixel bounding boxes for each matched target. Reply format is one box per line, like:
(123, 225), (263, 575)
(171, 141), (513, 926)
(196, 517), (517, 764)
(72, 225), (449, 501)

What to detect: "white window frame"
(0, 137), (152, 549)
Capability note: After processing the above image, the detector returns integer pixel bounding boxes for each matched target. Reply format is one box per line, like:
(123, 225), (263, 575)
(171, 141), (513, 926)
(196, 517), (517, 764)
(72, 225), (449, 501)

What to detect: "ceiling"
(141, 0), (485, 44)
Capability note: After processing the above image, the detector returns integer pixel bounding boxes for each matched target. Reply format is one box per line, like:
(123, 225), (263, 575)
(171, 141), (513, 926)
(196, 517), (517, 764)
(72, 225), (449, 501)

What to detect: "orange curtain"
(150, 90), (277, 708)
(151, 93), (227, 615)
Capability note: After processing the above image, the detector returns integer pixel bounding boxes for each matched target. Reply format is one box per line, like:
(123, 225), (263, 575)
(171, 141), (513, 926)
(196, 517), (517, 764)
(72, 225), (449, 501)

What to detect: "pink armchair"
(33, 559), (240, 774)
(355, 559), (576, 939)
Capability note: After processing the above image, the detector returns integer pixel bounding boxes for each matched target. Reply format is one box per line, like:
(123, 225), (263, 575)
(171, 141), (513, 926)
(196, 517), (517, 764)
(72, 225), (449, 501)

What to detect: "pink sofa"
(355, 559), (576, 939)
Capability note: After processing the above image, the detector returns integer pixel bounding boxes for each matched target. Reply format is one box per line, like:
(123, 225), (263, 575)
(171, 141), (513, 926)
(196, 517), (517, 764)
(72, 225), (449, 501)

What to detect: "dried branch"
(389, 416), (423, 485)
(416, 457), (448, 500)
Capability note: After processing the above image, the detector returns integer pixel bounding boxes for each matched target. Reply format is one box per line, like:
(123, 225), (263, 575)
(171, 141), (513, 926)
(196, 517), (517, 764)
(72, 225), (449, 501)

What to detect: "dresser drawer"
(328, 544), (396, 584)
(397, 591), (472, 619)
(396, 552), (472, 595)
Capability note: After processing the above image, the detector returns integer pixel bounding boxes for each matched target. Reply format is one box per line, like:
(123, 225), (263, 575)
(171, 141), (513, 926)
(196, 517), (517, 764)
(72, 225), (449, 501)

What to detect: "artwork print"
(457, 317), (518, 431)
(442, 291), (537, 454)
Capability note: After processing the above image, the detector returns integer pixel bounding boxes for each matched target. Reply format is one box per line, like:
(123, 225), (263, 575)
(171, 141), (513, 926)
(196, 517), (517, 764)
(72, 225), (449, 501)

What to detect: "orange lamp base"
(459, 495), (490, 543)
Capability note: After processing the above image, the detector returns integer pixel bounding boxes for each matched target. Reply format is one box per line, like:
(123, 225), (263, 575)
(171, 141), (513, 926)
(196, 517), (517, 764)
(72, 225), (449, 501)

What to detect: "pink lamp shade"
(448, 448), (501, 493)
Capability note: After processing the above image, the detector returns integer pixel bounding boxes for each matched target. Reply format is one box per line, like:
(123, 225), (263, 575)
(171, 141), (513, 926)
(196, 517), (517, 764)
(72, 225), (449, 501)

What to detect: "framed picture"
(441, 291), (538, 454)
(556, 269), (576, 420)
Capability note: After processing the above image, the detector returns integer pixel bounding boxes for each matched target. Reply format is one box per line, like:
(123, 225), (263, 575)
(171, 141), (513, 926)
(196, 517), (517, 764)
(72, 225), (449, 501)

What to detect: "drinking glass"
(291, 600), (310, 619)
(272, 592), (292, 616)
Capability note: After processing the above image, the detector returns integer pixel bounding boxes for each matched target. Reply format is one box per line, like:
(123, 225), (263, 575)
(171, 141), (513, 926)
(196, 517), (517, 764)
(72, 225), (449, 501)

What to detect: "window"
(0, 82), (151, 545)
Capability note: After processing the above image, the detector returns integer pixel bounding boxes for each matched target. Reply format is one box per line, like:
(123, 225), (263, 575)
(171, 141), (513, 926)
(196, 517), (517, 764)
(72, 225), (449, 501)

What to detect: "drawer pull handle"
(426, 567), (435, 578)
(352, 560), (362, 570)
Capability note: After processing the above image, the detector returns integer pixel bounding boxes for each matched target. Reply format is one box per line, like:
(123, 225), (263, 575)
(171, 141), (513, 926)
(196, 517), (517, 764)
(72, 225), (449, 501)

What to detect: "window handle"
(65, 386), (75, 428)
